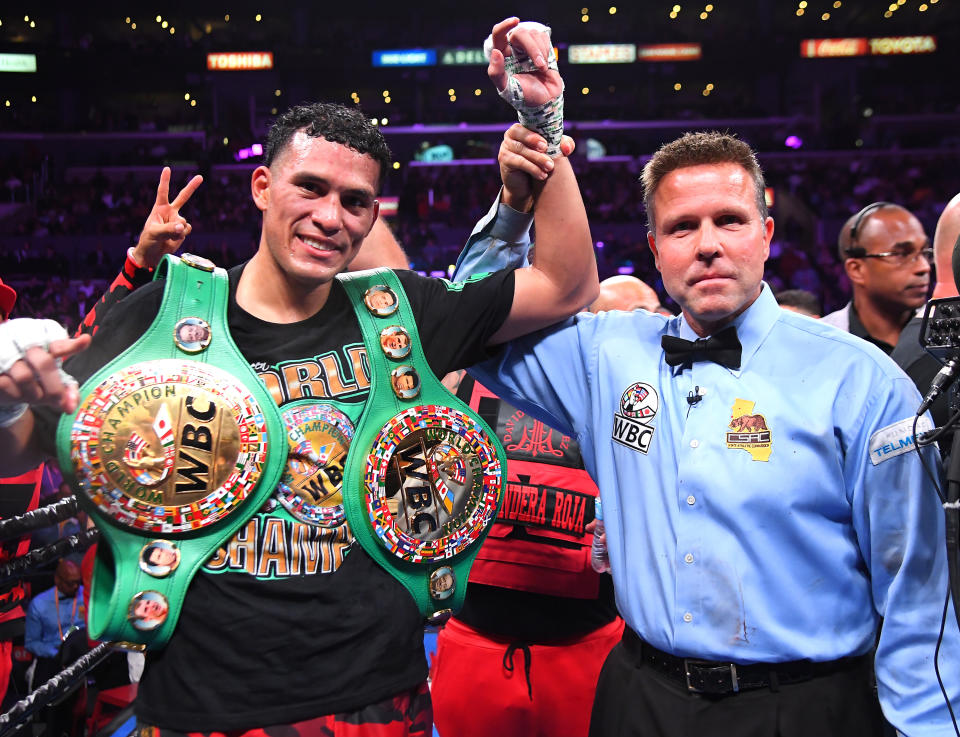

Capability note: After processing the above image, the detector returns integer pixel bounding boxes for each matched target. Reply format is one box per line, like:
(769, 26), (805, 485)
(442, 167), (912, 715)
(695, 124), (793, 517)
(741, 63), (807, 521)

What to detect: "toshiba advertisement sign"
(206, 52), (274, 70)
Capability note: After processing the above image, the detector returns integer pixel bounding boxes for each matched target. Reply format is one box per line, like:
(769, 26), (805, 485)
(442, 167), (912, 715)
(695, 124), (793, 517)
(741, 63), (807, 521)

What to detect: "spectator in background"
(590, 275), (665, 314)
(775, 288), (821, 318)
(25, 559), (87, 737)
(928, 193), (960, 303)
(24, 560), (85, 664)
(823, 203), (931, 352)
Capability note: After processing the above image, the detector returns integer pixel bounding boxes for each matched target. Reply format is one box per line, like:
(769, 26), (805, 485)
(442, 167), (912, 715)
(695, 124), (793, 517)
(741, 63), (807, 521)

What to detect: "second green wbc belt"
(339, 269), (507, 622)
(55, 254), (285, 649)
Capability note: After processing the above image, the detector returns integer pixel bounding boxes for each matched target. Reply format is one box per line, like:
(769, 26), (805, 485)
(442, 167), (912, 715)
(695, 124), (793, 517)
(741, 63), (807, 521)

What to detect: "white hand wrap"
(483, 22), (559, 74)
(0, 319), (78, 420)
(0, 319), (71, 374)
(484, 21), (565, 156)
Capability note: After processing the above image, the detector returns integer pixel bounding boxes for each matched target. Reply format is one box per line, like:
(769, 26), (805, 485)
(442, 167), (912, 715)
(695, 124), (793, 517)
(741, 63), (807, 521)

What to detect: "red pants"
(138, 681), (432, 737)
(431, 617), (624, 737)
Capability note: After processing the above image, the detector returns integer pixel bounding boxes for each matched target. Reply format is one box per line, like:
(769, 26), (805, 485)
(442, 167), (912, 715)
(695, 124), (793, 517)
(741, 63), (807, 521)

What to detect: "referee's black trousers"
(588, 632), (885, 737)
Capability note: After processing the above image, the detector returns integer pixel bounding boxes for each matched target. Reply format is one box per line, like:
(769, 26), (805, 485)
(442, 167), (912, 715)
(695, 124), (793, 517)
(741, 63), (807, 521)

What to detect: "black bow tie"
(661, 326), (742, 369)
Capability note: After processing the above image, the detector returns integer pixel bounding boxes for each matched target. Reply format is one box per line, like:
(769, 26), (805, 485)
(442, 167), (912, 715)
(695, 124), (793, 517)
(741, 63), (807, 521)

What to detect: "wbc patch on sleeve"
(868, 415), (933, 465)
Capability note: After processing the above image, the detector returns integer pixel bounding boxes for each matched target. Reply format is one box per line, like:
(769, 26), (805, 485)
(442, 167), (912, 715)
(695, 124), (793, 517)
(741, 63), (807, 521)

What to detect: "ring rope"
(0, 497), (79, 542)
(0, 641), (116, 736)
(0, 529), (99, 583)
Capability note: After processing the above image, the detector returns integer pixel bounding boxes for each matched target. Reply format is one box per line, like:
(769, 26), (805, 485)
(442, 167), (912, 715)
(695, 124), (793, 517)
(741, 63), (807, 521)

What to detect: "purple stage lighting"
(784, 135), (803, 149)
(234, 143), (264, 161)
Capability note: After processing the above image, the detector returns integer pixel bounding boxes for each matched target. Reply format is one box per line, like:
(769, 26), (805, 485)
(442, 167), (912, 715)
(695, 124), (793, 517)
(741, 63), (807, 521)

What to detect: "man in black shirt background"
(824, 202), (931, 352)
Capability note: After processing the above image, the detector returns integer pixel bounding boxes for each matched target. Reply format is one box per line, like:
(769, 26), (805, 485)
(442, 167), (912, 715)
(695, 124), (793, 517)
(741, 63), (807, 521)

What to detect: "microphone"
(918, 357), (960, 416)
(687, 386), (703, 406)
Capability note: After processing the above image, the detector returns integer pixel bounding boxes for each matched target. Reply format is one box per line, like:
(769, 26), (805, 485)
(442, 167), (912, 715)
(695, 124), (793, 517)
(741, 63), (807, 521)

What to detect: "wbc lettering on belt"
(69, 360), (271, 534)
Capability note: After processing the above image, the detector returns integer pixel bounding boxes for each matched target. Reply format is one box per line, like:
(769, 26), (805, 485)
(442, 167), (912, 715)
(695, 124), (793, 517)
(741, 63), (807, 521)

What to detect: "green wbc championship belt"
(339, 269), (506, 623)
(56, 254), (285, 649)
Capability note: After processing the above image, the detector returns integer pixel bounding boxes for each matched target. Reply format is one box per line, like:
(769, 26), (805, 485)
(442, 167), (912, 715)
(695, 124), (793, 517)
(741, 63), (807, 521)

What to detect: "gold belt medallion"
(68, 359), (270, 534)
(364, 405), (502, 562)
(277, 403), (355, 527)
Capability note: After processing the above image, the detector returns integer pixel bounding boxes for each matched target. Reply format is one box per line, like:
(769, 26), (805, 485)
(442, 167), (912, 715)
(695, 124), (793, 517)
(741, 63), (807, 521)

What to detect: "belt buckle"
(683, 659), (739, 694)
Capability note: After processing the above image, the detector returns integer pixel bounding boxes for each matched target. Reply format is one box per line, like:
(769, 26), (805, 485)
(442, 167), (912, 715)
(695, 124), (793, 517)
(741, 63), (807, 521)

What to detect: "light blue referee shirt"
(459, 196), (960, 737)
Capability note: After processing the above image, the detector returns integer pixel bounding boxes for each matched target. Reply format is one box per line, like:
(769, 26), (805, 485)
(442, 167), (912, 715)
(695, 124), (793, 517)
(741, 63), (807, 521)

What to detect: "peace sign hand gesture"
(132, 167), (204, 269)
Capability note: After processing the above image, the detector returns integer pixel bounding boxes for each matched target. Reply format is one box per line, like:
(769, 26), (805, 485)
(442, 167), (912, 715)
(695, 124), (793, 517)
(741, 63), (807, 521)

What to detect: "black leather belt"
(622, 627), (869, 695)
